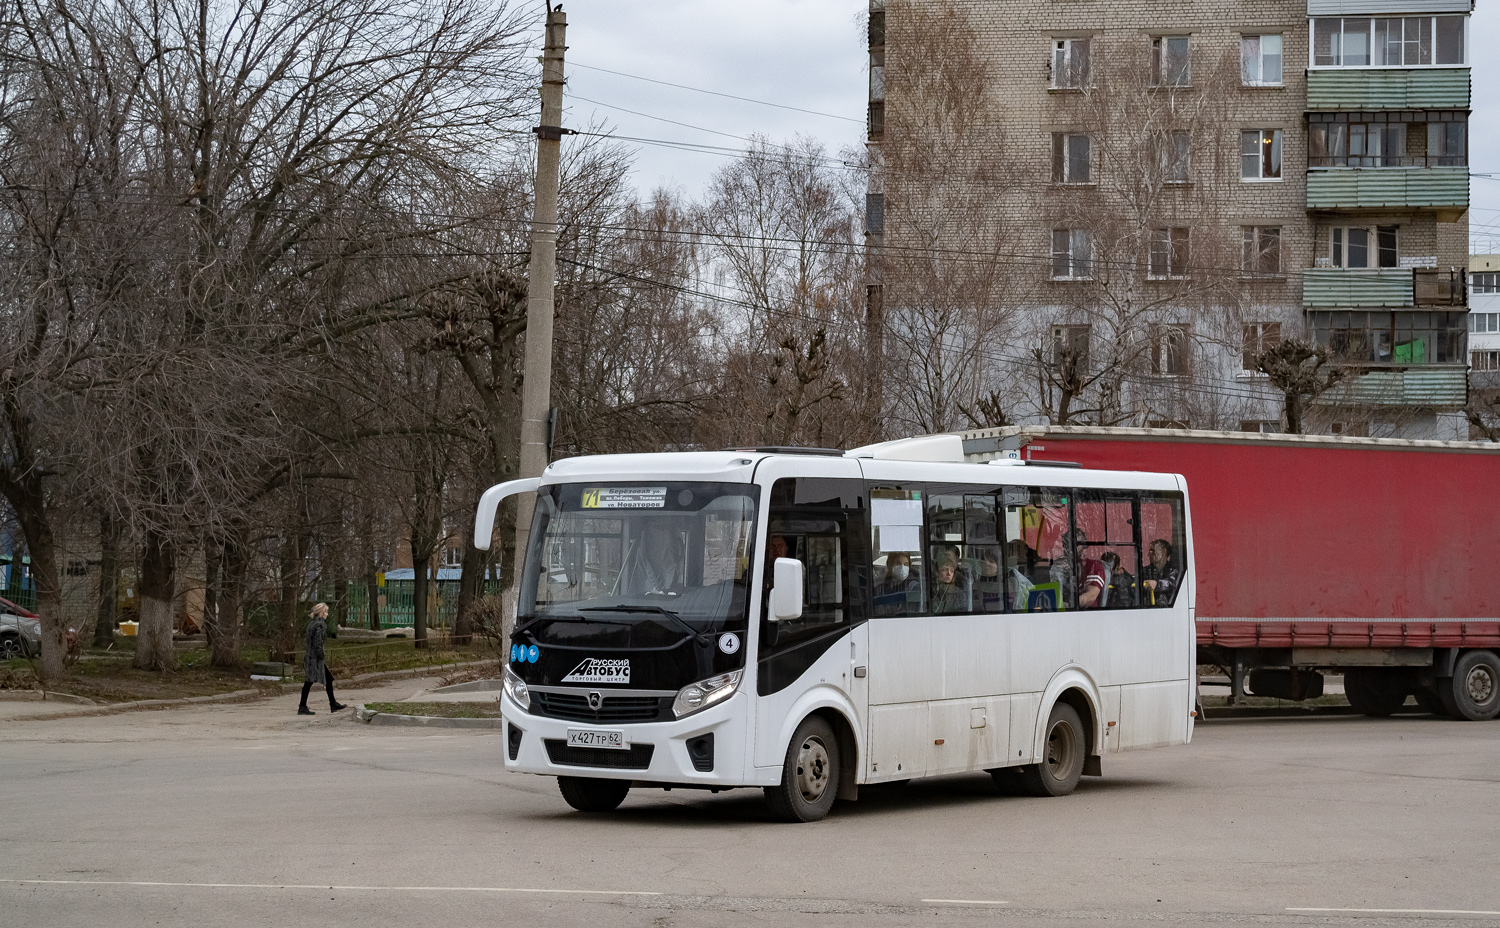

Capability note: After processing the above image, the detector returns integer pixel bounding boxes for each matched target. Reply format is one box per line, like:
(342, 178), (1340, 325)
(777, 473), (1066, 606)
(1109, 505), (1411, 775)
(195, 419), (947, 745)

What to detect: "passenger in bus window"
(1003, 539), (1035, 611)
(971, 547), (1003, 613)
(1141, 539), (1180, 606)
(929, 546), (968, 614)
(1101, 551), (1136, 607)
(873, 551), (919, 616)
(1076, 537), (1108, 609)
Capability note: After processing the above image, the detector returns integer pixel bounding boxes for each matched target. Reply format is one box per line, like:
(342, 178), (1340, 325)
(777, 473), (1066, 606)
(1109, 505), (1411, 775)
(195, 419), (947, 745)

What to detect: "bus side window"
(1003, 487), (1073, 611)
(1074, 490), (1141, 609)
(871, 487), (924, 617)
(1138, 493), (1186, 607)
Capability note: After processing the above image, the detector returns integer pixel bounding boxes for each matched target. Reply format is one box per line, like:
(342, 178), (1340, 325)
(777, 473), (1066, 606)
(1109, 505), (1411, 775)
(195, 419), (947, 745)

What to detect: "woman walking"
(298, 603), (346, 715)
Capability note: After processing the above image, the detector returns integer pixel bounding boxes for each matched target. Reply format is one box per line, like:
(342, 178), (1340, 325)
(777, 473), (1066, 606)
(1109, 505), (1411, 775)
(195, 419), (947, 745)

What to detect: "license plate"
(566, 728), (628, 750)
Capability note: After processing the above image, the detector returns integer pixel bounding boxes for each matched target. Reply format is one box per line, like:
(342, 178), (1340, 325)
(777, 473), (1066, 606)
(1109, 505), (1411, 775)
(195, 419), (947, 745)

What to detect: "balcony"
(1306, 166), (1468, 214)
(1306, 68), (1469, 110)
(1314, 366), (1468, 409)
(1303, 268), (1466, 309)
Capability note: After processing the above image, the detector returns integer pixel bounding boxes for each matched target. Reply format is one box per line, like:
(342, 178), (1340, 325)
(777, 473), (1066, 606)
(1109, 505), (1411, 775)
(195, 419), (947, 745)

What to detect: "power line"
(569, 62), (864, 125)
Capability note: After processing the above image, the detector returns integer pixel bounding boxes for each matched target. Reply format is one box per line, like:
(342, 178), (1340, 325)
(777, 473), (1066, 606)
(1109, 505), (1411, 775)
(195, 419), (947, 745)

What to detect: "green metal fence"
(315, 579), (504, 630)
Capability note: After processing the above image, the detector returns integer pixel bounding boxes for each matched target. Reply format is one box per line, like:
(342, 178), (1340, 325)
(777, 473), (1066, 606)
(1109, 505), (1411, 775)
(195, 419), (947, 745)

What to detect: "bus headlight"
(502, 665), (530, 710)
(672, 669), (742, 719)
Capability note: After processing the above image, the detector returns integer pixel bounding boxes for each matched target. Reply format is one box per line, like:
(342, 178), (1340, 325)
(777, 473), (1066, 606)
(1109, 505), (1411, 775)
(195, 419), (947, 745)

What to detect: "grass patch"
(365, 701), (503, 719)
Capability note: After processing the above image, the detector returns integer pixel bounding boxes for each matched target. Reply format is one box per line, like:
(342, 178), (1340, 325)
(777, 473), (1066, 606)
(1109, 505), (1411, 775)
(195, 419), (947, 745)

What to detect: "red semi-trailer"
(957, 426), (1500, 720)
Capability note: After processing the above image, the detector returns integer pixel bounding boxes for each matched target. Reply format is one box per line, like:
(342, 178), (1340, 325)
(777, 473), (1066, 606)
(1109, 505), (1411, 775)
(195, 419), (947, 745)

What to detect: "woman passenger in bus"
(929, 547), (968, 614)
(873, 551), (919, 616)
(1141, 539), (1180, 606)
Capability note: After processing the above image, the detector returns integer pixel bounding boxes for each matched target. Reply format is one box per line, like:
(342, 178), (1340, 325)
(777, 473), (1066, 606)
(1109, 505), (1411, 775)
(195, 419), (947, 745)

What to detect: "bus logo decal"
(562, 658), (631, 684)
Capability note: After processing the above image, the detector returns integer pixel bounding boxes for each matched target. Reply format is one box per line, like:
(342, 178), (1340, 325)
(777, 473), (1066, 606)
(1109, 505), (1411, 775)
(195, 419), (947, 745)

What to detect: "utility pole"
(510, 4), (568, 618)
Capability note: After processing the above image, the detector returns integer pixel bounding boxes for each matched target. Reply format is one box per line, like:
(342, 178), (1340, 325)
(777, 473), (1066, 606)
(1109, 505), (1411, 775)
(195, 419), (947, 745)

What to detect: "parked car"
(0, 610), (41, 659)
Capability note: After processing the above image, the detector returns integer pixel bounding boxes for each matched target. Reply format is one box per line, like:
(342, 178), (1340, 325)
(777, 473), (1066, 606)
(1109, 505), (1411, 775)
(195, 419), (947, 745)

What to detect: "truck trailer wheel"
(1438, 651), (1500, 722)
(557, 776), (631, 813)
(1343, 668), (1408, 717)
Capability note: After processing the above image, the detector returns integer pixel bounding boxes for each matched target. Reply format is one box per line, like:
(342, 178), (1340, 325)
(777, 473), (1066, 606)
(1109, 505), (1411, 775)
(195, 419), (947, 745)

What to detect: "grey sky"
(553, 0), (1494, 253)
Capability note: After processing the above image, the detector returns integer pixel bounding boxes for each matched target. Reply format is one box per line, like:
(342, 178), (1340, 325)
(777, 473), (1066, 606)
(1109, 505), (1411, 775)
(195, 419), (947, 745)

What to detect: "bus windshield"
(519, 482), (759, 633)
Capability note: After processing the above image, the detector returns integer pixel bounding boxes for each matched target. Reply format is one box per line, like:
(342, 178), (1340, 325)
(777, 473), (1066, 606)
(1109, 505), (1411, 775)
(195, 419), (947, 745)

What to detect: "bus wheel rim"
(1466, 665), (1496, 705)
(795, 736), (830, 802)
(1044, 720), (1077, 780)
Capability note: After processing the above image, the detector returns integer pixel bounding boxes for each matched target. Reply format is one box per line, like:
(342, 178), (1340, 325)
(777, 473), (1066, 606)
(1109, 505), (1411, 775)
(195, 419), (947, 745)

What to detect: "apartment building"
(866, 0), (1473, 438)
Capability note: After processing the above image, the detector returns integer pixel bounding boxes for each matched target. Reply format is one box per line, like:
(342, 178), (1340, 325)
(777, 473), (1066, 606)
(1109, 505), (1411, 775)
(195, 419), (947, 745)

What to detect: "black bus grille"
(544, 740), (655, 770)
(533, 691), (666, 723)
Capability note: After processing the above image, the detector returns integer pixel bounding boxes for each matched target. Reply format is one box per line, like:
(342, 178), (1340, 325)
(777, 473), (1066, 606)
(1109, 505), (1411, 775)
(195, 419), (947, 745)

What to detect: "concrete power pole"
(510, 5), (568, 614)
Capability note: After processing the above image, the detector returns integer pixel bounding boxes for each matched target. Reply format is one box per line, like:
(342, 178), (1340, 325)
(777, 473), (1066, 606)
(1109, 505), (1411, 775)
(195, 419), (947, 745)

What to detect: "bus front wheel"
(1019, 703), (1085, 797)
(557, 776), (631, 813)
(765, 715), (839, 823)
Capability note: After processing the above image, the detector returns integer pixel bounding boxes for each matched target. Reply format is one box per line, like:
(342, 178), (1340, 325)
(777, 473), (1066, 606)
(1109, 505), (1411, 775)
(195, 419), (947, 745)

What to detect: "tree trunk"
(207, 535), (245, 668)
(454, 519), (483, 647)
(1285, 393), (1304, 435)
(274, 533), (304, 664)
(93, 513), (120, 648)
(363, 510), (381, 630)
(331, 551), (348, 632)
(134, 531), (177, 671)
(410, 536), (430, 650)
(202, 538), (220, 654)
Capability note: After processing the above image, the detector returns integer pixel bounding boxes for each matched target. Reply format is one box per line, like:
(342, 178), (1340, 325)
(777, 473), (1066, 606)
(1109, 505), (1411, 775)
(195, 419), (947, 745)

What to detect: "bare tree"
(1254, 338), (1347, 434)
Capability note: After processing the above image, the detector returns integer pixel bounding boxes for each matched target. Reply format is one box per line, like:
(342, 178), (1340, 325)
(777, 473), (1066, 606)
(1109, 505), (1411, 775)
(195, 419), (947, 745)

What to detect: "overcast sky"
(550, 0), (1496, 255)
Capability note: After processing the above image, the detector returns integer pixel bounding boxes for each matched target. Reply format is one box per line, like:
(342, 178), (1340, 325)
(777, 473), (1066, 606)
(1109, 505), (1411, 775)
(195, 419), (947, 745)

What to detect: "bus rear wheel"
(1438, 651), (1500, 721)
(557, 776), (631, 813)
(765, 715), (839, 823)
(1018, 703), (1085, 797)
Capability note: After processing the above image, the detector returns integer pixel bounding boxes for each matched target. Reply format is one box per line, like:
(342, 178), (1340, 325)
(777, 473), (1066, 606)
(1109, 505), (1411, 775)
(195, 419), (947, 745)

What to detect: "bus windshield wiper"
(512, 612), (598, 638)
(579, 605), (713, 645)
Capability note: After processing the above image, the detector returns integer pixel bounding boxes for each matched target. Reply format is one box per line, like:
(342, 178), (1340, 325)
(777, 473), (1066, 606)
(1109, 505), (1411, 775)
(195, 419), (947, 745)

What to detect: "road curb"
(355, 703), (503, 729)
(2, 660), (498, 723)
(0, 690), (97, 705)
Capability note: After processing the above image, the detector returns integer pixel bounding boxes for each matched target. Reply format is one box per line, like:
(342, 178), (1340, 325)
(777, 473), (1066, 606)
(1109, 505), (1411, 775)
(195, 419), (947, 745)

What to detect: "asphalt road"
(4, 680), (1500, 928)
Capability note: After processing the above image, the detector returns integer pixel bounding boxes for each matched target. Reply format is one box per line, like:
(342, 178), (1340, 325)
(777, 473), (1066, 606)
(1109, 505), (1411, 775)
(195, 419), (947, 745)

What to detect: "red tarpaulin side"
(1021, 436), (1499, 623)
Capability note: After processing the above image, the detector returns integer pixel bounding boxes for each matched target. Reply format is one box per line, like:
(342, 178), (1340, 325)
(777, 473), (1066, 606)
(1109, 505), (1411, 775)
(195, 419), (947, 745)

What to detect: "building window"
(1329, 226), (1398, 268)
(1147, 419), (1189, 429)
(1473, 273), (1500, 294)
(1310, 310), (1467, 364)
(1148, 228), (1190, 279)
(1428, 122), (1466, 166)
(1470, 312), (1500, 333)
(1241, 129), (1282, 180)
(1331, 421), (1370, 437)
(1239, 420), (1281, 433)
(1152, 36), (1190, 87)
(1051, 133), (1091, 183)
(1473, 350), (1500, 371)
(1241, 226), (1282, 276)
(1052, 324), (1091, 369)
(1313, 16), (1467, 67)
(442, 546), (464, 569)
(65, 559), (89, 577)
(1051, 229), (1093, 279)
(1052, 38), (1090, 89)
(1241, 35), (1283, 85)
(1150, 324), (1190, 375)
(1242, 322), (1282, 370)
(1159, 130), (1190, 183)
(1310, 122), (1405, 168)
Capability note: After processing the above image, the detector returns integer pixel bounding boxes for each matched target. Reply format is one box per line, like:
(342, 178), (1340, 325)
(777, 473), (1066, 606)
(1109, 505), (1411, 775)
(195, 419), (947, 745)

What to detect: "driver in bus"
(622, 523), (684, 594)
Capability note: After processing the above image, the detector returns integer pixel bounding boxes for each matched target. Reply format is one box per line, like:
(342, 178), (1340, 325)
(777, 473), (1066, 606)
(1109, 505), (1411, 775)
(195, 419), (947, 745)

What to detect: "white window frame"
(1241, 322), (1282, 372)
(1150, 324), (1190, 376)
(1151, 35), (1191, 87)
(1472, 273), (1500, 295)
(1240, 129), (1283, 181)
(1241, 226), (1282, 277)
(1469, 312), (1500, 334)
(1051, 132), (1092, 184)
(1241, 34), (1283, 86)
(1052, 38), (1090, 90)
(1310, 15), (1468, 69)
(1473, 350), (1500, 372)
(1051, 229), (1093, 280)
(1328, 225), (1398, 269)
(1148, 228), (1190, 280)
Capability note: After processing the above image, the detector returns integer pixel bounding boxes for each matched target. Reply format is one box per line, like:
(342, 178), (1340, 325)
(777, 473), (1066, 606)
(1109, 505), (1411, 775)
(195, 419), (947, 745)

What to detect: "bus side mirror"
(473, 477), (541, 551)
(769, 558), (803, 622)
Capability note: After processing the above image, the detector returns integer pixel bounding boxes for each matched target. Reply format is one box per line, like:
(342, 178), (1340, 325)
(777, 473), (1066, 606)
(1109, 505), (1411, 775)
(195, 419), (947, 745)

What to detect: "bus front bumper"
(500, 690), (770, 787)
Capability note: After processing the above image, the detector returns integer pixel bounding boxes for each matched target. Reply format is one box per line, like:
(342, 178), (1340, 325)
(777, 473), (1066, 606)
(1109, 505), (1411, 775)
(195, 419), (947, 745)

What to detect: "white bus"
(475, 434), (1196, 822)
